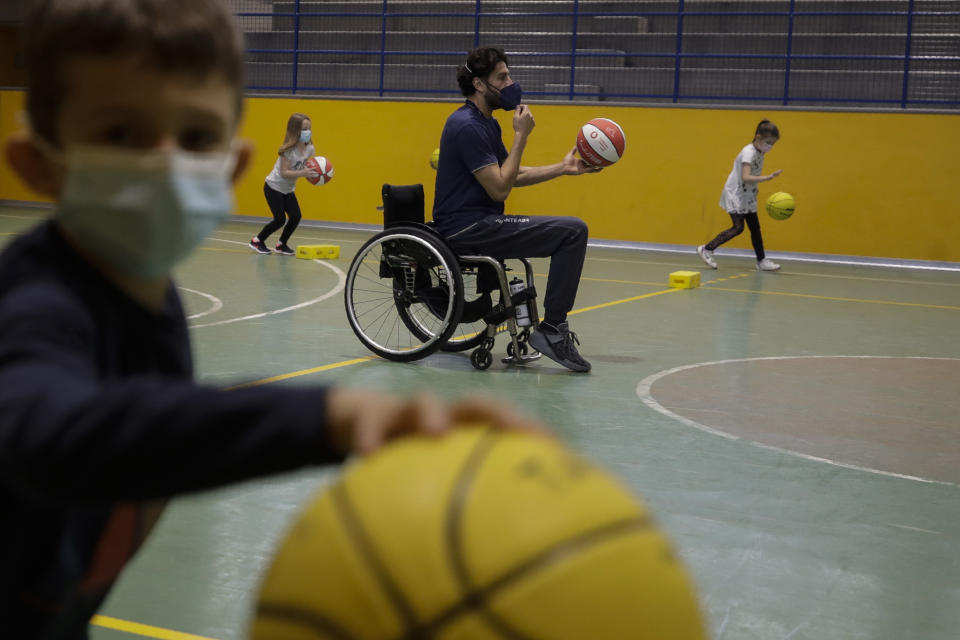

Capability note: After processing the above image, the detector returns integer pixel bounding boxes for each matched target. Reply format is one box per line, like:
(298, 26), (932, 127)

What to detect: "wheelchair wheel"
(470, 348), (493, 370)
(506, 339), (529, 358)
(345, 228), (464, 361)
(440, 266), (501, 352)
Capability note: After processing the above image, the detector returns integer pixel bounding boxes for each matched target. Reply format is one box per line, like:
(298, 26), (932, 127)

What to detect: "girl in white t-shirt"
(250, 113), (318, 255)
(698, 119), (783, 271)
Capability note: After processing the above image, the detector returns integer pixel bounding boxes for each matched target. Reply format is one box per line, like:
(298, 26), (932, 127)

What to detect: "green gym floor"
(2, 205), (958, 640)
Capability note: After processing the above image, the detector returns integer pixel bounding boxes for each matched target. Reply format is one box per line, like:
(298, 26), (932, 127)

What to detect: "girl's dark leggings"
(705, 211), (765, 261)
(258, 183), (302, 245)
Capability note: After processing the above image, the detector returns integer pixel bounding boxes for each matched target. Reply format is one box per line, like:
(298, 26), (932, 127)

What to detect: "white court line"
(179, 287), (224, 320)
(888, 523), (941, 535)
(589, 255), (960, 287)
(189, 238), (346, 329)
(636, 355), (959, 487)
(780, 271), (960, 288)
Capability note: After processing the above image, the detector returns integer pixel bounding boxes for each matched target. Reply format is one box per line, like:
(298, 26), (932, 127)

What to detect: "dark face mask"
(484, 80), (523, 111)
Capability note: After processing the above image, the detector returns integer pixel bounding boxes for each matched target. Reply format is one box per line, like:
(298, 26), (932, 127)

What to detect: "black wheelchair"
(344, 184), (542, 370)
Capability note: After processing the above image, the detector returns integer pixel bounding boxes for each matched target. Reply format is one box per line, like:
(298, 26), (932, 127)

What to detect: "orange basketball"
(305, 156), (334, 186)
(576, 118), (626, 167)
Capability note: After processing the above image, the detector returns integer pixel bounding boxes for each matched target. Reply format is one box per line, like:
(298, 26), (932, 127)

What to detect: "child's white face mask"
(42, 142), (236, 278)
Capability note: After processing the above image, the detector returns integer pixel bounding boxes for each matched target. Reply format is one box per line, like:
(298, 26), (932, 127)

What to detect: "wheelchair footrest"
(501, 352), (542, 365)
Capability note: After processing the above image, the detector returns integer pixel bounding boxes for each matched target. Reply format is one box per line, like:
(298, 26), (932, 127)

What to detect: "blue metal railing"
(237, 1), (960, 109)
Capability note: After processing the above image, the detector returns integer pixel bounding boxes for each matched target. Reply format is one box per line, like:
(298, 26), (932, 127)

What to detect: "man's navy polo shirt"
(432, 100), (508, 235)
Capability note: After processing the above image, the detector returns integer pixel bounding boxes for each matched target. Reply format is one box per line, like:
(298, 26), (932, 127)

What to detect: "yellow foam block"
(296, 244), (340, 260)
(669, 270), (700, 289)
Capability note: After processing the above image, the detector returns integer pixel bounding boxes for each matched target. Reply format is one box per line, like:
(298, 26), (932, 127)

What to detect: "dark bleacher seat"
(236, 0), (960, 107)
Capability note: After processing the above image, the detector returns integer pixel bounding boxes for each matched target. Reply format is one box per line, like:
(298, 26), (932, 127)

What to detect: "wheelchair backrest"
(382, 184), (425, 227)
(380, 183), (500, 298)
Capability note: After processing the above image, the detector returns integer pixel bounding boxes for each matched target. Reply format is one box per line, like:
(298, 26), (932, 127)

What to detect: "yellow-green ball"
(430, 147), (440, 170)
(252, 427), (706, 640)
(766, 191), (795, 220)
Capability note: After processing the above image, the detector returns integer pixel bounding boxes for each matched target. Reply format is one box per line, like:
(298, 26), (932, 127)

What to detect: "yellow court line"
(91, 615), (218, 640)
(701, 272), (753, 284)
(227, 356), (376, 389)
(212, 230), (364, 244)
(704, 286), (960, 311)
(230, 278), (957, 391)
(586, 255), (703, 269)
(536, 271), (669, 287)
(569, 287), (681, 315)
(198, 247), (252, 254)
(232, 288), (684, 387)
(579, 275), (668, 286)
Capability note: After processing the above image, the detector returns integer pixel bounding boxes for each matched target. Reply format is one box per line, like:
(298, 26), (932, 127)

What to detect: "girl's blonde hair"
(278, 112), (310, 155)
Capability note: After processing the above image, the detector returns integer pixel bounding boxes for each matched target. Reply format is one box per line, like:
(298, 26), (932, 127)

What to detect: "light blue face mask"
(299, 129), (312, 143)
(50, 144), (236, 278)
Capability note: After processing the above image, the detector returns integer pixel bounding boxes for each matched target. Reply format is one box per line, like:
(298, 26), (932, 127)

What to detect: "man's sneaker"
(756, 258), (781, 271)
(697, 245), (718, 269)
(275, 243), (295, 256)
(249, 237), (271, 254)
(528, 322), (591, 373)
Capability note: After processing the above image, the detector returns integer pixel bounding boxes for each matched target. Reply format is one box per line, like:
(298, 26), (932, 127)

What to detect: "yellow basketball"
(766, 191), (795, 220)
(252, 427), (706, 640)
(430, 147), (440, 170)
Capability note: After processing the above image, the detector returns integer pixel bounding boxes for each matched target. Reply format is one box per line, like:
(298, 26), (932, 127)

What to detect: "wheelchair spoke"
(352, 297), (394, 323)
(362, 302), (398, 341)
(439, 270), (497, 352)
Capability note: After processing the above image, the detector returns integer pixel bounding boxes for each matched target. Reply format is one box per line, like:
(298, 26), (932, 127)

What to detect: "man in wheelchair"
(432, 46), (601, 373)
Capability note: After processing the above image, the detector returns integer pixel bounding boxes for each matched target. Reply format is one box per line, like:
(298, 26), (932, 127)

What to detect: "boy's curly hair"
(457, 46), (509, 97)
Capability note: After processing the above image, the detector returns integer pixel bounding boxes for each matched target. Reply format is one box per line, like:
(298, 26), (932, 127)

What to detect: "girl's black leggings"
(705, 211), (765, 261)
(258, 183), (302, 245)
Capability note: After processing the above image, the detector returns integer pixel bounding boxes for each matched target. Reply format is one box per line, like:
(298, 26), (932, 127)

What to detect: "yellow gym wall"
(2, 89), (957, 263)
(0, 90), (50, 205)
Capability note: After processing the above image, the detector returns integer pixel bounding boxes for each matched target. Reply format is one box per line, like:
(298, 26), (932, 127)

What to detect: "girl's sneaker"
(249, 237), (271, 254)
(697, 245), (717, 269)
(756, 258), (781, 271)
(275, 243), (295, 256)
